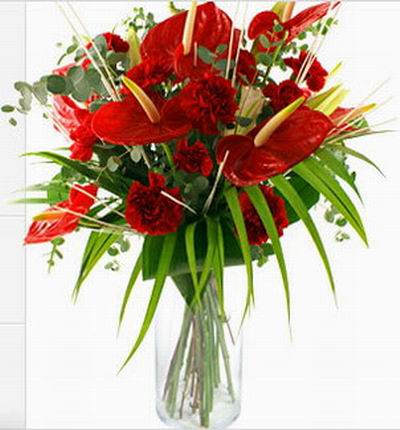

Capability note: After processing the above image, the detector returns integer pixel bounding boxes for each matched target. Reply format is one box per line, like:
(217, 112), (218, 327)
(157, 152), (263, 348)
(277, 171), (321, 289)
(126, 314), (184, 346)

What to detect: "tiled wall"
(0, 3), (26, 429)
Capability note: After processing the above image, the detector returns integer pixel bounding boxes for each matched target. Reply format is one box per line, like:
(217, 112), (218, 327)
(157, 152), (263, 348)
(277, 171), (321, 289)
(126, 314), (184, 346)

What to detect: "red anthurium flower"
(239, 185), (289, 246)
(91, 94), (191, 146)
(249, 2), (338, 52)
(125, 173), (183, 236)
(24, 184), (98, 245)
(174, 139), (213, 177)
(248, 11), (283, 52)
(216, 107), (333, 186)
(141, 2), (237, 80)
(285, 51), (328, 92)
(263, 80), (306, 112)
(124, 58), (174, 93)
(53, 96), (98, 161)
(177, 74), (238, 135)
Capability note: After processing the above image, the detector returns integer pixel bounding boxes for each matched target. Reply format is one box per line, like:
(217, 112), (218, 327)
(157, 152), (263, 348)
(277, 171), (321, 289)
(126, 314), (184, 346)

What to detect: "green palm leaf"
(224, 187), (254, 320)
(73, 231), (120, 302)
(213, 220), (225, 316)
(119, 232), (177, 371)
(271, 175), (336, 303)
(294, 160), (368, 245)
(197, 218), (218, 300)
(185, 222), (199, 295)
(25, 151), (130, 197)
(245, 185), (291, 324)
(316, 148), (362, 201)
(118, 252), (143, 331)
(326, 144), (385, 176)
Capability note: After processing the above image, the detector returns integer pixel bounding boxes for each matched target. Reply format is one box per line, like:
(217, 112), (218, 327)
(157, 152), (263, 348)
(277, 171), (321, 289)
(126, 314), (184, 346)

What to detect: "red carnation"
(53, 96), (98, 161)
(239, 186), (289, 246)
(125, 58), (173, 92)
(125, 173), (183, 236)
(263, 80), (305, 112)
(177, 74), (238, 135)
(103, 32), (130, 53)
(24, 184), (98, 244)
(284, 51), (328, 92)
(173, 139), (213, 177)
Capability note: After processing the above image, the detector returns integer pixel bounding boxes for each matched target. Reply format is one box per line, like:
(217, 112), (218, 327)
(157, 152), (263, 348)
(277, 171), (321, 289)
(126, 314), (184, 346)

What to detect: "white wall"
(17, 1), (400, 429)
(0, 2), (26, 429)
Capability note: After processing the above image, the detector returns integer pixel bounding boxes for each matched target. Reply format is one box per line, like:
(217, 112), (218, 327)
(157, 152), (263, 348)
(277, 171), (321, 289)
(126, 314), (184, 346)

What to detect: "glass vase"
(155, 275), (243, 430)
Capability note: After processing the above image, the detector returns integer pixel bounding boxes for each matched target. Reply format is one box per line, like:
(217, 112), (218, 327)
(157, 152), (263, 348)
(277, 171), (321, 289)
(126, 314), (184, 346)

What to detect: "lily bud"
(122, 76), (161, 124)
(254, 97), (305, 147)
(182, 0), (198, 56)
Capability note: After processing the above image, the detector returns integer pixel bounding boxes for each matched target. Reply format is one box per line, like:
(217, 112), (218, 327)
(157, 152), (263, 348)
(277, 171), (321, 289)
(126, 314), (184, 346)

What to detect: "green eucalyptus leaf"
(46, 75), (67, 95)
(1, 105), (15, 113)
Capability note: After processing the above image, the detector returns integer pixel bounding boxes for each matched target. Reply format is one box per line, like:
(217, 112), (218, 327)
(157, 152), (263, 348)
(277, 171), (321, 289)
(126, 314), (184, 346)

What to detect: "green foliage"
(294, 159), (368, 245)
(125, 6), (156, 36)
(1, 105), (15, 113)
(25, 151), (131, 197)
(142, 220), (244, 282)
(118, 252), (143, 330)
(245, 185), (291, 324)
(224, 187), (254, 321)
(120, 232), (177, 370)
(197, 46), (216, 65)
(46, 237), (65, 272)
(271, 175), (336, 301)
(73, 231), (121, 301)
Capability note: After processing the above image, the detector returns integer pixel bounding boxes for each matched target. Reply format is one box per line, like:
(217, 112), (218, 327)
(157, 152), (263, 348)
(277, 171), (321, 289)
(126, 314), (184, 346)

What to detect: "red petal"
(248, 11), (281, 39)
(284, 2), (339, 41)
(24, 185), (97, 245)
(142, 2), (234, 76)
(91, 96), (191, 146)
(53, 96), (82, 133)
(217, 107), (334, 186)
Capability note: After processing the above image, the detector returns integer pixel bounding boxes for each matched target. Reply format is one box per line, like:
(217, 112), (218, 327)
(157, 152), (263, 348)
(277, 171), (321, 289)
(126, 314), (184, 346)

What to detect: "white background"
(2, 1), (400, 429)
(0, 2), (26, 429)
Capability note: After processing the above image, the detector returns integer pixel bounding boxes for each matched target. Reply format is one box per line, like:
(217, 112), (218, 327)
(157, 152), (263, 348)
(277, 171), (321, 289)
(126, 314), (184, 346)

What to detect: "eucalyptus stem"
(162, 143), (175, 171)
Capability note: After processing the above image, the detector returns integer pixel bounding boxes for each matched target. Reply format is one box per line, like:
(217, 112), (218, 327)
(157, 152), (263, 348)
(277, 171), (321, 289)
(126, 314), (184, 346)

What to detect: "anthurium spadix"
(182, 0), (197, 55)
(254, 97), (305, 147)
(92, 77), (191, 145)
(216, 98), (334, 186)
(122, 76), (161, 124)
(334, 103), (377, 126)
(272, 2), (295, 21)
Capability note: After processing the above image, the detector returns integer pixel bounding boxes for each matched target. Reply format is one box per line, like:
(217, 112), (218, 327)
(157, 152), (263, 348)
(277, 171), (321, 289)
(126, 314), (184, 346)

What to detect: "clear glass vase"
(155, 275), (243, 430)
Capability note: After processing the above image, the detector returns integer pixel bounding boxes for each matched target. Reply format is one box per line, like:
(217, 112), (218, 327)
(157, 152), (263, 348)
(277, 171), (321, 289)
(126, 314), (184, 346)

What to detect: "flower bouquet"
(4, 1), (391, 429)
